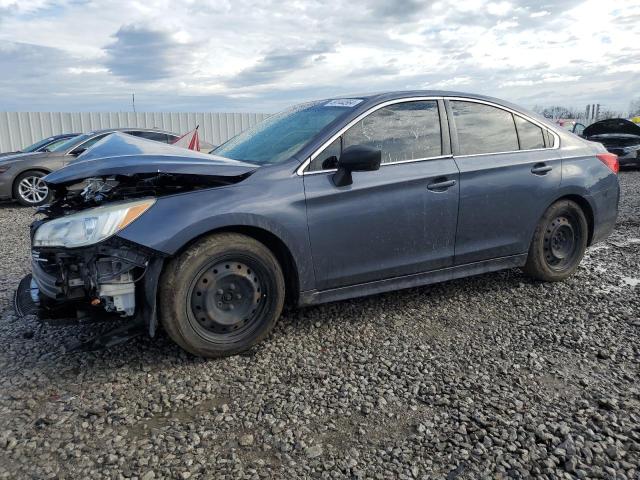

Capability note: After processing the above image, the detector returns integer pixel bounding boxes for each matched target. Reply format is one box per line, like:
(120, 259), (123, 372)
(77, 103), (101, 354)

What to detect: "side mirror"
(333, 145), (381, 187)
(70, 148), (86, 156)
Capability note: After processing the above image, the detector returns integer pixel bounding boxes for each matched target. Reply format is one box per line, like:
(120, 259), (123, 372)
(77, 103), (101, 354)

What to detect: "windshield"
(212, 99), (363, 164)
(49, 134), (91, 152)
(42, 136), (77, 152)
(22, 137), (57, 153)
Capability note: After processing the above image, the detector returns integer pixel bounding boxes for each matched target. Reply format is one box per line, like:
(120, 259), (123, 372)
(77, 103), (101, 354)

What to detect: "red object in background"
(172, 126), (200, 151)
(597, 153), (619, 174)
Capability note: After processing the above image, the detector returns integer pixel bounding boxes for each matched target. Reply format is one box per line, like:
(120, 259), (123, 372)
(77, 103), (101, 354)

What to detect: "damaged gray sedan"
(17, 91), (620, 357)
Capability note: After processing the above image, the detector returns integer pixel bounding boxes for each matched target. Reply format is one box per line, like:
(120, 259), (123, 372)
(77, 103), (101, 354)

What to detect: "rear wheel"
(159, 233), (285, 358)
(524, 200), (588, 281)
(13, 170), (51, 207)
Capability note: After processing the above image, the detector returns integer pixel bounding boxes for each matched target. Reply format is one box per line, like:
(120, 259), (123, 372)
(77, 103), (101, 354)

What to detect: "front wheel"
(159, 233), (285, 358)
(13, 170), (51, 207)
(523, 200), (588, 282)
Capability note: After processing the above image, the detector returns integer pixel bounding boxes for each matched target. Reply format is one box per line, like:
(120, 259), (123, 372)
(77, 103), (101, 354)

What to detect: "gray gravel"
(0, 172), (639, 479)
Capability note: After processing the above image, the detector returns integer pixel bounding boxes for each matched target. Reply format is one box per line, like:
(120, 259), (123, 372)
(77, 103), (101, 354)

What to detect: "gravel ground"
(0, 172), (638, 480)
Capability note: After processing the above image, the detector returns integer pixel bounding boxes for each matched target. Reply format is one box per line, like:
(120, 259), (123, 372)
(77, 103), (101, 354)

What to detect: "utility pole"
(132, 93), (136, 114)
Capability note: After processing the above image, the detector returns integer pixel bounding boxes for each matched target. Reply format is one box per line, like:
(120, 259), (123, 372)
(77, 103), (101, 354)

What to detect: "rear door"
(303, 99), (460, 290)
(448, 99), (561, 265)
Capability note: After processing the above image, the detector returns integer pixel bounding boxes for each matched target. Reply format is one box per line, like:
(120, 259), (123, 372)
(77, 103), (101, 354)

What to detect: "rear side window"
(130, 131), (170, 143)
(544, 130), (556, 148)
(344, 101), (442, 164)
(514, 115), (545, 150)
(450, 101), (519, 155)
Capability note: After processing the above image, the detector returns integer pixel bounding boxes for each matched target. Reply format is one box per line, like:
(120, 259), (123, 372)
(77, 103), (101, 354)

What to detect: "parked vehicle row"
(0, 128), (181, 206)
(582, 118), (640, 168)
(15, 90), (620, 358)
(557, 118), (640, 168)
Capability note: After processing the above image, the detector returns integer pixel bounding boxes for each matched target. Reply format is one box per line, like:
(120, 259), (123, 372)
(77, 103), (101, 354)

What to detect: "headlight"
(33, 198), (155, 248)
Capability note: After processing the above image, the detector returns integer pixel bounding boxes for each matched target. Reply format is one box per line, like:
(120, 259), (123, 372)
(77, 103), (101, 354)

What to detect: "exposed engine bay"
(40, 171), (249, 217)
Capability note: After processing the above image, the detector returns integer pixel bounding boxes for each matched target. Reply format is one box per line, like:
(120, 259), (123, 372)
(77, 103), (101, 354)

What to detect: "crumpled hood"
(44, 132), (258, 186)
(583, 118), (640, 138)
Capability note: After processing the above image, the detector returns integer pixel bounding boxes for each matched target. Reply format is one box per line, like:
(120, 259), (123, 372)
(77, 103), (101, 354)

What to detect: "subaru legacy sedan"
(18, 91), (619, 358)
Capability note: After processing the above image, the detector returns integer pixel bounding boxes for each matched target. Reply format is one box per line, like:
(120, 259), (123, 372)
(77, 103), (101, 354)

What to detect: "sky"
(0, 0), (638, 114)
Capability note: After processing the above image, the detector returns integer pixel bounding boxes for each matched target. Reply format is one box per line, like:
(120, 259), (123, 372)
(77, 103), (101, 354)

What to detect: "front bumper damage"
(17, 233), (166, 340)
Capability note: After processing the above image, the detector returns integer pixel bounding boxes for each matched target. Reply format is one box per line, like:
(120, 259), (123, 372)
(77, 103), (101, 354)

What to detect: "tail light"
(597, 153), (619, 174)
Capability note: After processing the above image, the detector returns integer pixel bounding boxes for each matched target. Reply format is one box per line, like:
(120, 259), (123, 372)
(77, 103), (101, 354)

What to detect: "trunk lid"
(583, 118), (640, 138)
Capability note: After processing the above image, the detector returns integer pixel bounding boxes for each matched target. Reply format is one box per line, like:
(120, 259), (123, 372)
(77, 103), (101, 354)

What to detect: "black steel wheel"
(188, 257), (269, 339)
(160, 233), (285, 358)
(524, 200), (588, 281)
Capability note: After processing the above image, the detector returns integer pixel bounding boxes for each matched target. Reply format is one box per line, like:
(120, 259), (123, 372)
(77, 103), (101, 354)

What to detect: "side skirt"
(298, 254), (527, 307)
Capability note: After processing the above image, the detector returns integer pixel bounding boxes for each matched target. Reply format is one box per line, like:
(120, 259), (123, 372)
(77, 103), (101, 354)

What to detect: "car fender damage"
(17, 139), (257, 345)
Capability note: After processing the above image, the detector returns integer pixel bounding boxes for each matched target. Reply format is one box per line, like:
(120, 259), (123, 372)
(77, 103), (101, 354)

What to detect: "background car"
(0, 133), (79, 159)
(0, 128), (180, 206)
(556, 119), (586, 136)
(582, 118), (640, 168)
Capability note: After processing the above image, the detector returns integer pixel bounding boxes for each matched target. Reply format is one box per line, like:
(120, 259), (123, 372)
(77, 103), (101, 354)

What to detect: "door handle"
(427, 179), (456, 191)
(531, 163), (553, 175)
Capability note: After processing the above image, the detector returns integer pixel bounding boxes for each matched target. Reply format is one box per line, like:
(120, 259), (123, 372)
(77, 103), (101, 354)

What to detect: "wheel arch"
(12, 168), (52, 199)
(170, 225), (301, 307)
(11, 167), (51, 191)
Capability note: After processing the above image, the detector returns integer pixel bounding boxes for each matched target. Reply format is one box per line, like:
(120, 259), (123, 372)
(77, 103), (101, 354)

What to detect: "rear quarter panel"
(559, 137), (620, 243)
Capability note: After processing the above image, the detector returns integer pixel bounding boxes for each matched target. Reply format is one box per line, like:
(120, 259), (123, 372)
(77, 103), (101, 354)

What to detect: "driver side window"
(307, 100), (442, 172)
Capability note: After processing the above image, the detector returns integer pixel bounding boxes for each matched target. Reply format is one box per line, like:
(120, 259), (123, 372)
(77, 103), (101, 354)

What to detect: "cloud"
(229, 43), (334, 88)
(104, 24), (196, 82)
(0, 0), (638, 114)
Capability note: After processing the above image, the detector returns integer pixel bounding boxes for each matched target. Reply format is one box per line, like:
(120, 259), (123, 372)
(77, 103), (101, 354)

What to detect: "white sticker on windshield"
(324, 99), (363, 108)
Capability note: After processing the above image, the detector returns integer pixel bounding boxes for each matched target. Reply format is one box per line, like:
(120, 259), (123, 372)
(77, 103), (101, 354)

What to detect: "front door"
(303, 100), (460, 290)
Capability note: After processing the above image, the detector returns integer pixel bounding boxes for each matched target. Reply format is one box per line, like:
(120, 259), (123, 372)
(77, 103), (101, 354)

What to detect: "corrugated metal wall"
(0, 111), (270, 153)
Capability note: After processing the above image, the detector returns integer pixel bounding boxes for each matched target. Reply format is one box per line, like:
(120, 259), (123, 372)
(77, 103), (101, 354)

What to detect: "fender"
(117, 181), (315, 291)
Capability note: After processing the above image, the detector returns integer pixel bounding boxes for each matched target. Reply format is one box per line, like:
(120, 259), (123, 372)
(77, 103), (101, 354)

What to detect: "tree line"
(532, 99), (640, 121)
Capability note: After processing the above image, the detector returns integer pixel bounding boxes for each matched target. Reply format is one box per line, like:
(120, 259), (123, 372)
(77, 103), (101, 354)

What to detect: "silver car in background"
(0, 128), (180, 206)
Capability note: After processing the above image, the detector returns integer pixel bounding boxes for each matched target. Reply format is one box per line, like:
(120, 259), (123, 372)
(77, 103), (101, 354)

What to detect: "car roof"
(330, 90), (528, 111)
(87, 127), (177, 135)
(53, 133), (80, 138)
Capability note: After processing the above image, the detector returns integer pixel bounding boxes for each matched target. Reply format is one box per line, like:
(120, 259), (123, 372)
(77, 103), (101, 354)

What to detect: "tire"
(13, 170), (51, 207)
(159, 233), (285, 358)
(523, 200), (588, 282)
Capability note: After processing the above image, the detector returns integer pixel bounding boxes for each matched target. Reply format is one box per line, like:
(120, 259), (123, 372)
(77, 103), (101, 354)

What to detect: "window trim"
(297, 96), (560, 174)
(446, 97), (560, 158)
